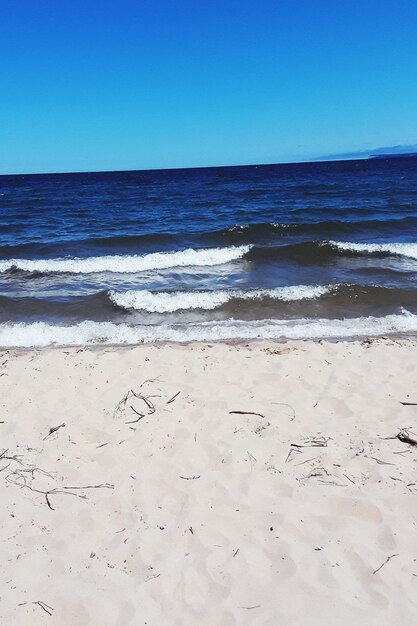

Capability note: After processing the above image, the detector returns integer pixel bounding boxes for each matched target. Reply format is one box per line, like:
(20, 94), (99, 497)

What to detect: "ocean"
(1, 157), (417, 347)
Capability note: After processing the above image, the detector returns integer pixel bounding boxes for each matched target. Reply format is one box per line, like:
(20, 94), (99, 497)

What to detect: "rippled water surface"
(1, 157), (417, 346)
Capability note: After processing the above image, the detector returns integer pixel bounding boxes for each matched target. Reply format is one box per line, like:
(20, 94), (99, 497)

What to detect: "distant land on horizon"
(369, 152), (417, 159)
(316, 143), (417, 162)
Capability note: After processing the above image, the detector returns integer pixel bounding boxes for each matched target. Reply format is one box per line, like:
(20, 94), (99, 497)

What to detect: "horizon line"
(0, 155), (379, 178)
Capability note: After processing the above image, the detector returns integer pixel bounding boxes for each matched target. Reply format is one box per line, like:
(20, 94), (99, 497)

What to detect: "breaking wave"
(0, 245), (250, 274)
(109, 285), (330, 313)
(329, 241), (417, 260)
(2, 240), (417, 277)
(1, 311), (416, 347)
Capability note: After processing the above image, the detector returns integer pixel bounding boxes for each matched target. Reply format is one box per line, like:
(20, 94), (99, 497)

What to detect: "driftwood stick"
(43, 423), (66, 440)
(229, 410), (265, 418)
(130, 390), (155, 413)
(397, 429), (417, 447)
(125, 405), (145, 424)
(167, 391), (181, 404)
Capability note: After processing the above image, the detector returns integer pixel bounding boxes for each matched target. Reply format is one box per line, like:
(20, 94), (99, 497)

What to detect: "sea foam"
(1, 311), (416, 347)
(0, 245), (251, 274)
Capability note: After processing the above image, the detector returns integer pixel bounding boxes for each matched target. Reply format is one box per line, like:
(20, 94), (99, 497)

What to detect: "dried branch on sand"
(18, 600), (54, 616)
(6, 470), (114, 510)
(397, 429), (417, 447)
(2, 448), (114, 511)
(114, 387), (157, 423)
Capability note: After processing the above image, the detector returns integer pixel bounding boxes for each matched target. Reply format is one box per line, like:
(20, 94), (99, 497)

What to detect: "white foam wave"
(1, 311), (416, 347)
(0, 246), (250, 274)
(330, 241), (417, 260)
(109, 285), (331, 313)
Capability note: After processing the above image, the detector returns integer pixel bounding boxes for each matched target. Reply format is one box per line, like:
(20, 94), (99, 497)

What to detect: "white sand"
(1, 338), (417, 625)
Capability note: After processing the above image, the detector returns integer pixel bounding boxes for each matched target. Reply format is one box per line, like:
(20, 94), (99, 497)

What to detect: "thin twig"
(291, 437), (329, 448)
(62, 483), (114, 490)
(272, 402), (296, 420)
(140, 377), (160, 388)
(7, 473), (113, 510)
(113, 391), (130, 419)
(397, 429), (417, 446)
(125, 405), (145, 424)
(18, 601), (54, 616)
(299, 467), (329, 482)
(285, 447), (302, 463)
(295, 456), (317, 466)
(373, 554), (399, 575)
(0, 449), (24, 465)
(368, 457), (395, 466)
(145, 573), (161, 582)
(131, 390), (156, 413)
(167, 391), (181, 404)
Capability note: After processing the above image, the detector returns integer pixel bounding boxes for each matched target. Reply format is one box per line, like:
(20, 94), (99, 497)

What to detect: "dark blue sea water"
(1, 157), (417, 346)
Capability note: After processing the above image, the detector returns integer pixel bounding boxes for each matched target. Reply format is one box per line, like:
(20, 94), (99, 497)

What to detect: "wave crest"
(109, 285), (331, 313)
(2, 240), (417, 277)
(0, 245), (250, 274)
(329, 241), (417, 260)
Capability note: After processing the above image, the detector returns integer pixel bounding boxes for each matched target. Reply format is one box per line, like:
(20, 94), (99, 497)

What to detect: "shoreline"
(1, 331), (417, 354)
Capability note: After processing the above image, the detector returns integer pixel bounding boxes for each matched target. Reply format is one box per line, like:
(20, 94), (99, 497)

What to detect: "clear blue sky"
(1, 0), (416, 174)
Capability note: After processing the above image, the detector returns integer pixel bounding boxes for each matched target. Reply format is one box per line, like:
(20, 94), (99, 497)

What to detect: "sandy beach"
(1, 338), (417, 625)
